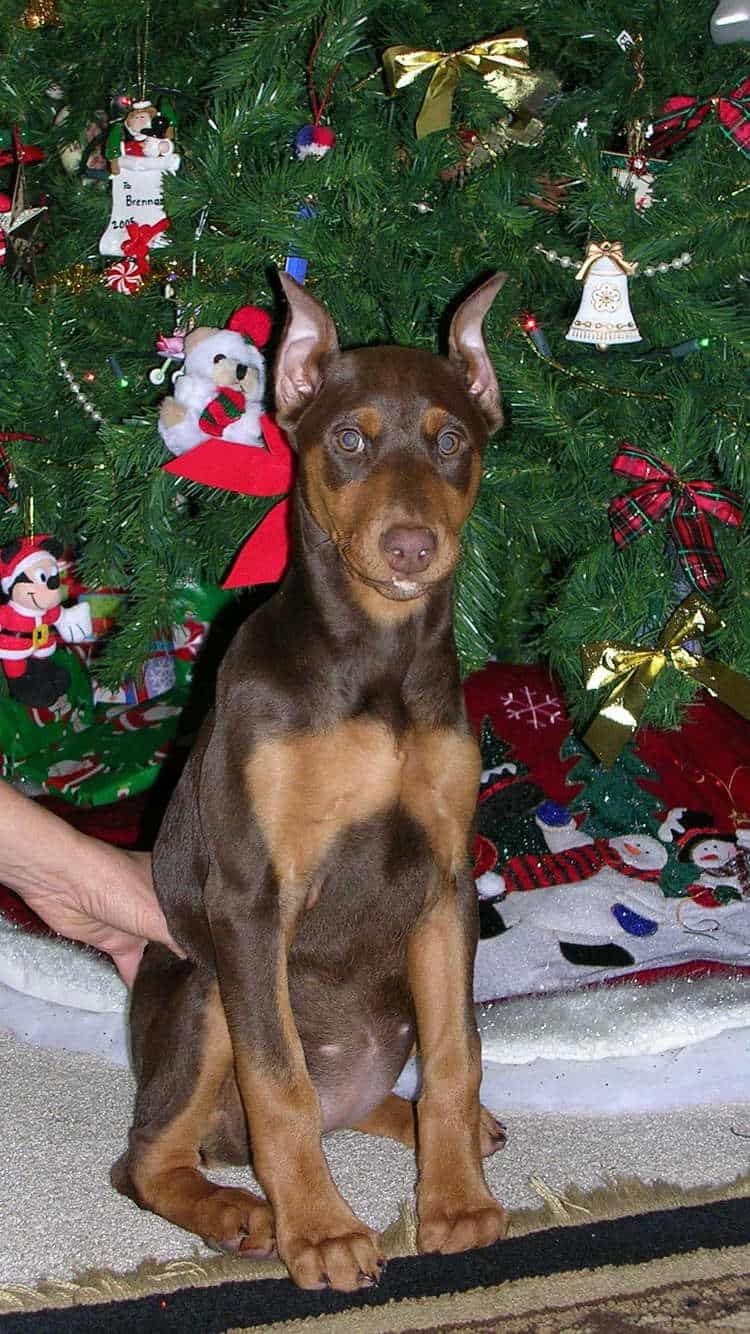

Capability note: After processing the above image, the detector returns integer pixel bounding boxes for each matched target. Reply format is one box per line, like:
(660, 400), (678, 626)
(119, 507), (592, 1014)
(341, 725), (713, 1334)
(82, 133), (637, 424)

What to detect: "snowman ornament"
(99, 100), (179, 257)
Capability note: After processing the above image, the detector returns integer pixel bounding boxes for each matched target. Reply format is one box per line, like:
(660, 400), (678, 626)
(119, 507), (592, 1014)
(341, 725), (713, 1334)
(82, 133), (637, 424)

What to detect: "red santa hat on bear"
(182, 304), (273, 398)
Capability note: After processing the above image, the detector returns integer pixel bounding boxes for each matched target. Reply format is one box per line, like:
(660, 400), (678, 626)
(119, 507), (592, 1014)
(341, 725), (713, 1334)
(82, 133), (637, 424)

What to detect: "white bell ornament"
(710, 0), (750, 43)
(566, 240), (641, 351)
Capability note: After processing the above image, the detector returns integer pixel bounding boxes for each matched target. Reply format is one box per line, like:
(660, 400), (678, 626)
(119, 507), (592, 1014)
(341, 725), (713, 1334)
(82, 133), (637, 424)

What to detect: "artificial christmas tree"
(0, 0), (747, 757)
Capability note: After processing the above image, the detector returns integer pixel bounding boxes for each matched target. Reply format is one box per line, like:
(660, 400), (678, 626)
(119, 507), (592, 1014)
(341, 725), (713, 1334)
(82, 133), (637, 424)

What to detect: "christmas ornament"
(158, 306), (272, 456)
(103, 217), (170, 292)
(710, 0), (750, 44)
(55, 105), (109, 180)
(99, 100), (179, 257)
(608, 443), (743, 593)
(0, 128), (47, 281)
(582, 595), (750, 767)
(566, 240), (640, 349)
(164, 415), (294, 586)
(149, 331), (186, 386)
(649, 77), (750, 161)
(602, 123), (668, 213)
(19, 0), (60, 26)
(0, 538), (92, 708)
(104, 257), (142, 294)
(293, 25), (340, 158)
(294, 124), (336, 159)
(383, 29), (544, 139)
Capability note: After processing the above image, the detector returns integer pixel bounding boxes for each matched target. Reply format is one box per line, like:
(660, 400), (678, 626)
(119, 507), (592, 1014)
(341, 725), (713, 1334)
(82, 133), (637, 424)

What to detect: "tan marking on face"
(354, 406), (382, 439)
(246, 719), (405, 893)
(345, 572), (427, 624)
(402, 729), (481, 877)
(422, 407), (449, 438)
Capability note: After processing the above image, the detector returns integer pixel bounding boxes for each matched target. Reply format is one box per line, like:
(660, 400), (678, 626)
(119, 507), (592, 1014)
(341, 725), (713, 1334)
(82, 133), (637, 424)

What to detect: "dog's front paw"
(418, 1193), (508, 1255)
(279, 1210), (385, 1291)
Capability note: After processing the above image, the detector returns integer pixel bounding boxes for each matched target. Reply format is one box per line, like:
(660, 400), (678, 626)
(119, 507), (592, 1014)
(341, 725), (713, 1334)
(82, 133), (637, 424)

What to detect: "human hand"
(0, 780), (183, 988)
(23, 844), (182, 988)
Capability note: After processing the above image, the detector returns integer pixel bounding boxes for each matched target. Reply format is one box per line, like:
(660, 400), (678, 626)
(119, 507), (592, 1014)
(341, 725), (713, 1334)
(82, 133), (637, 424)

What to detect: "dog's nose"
(236, 364), (247, 380)
(380, 525), (437, 575)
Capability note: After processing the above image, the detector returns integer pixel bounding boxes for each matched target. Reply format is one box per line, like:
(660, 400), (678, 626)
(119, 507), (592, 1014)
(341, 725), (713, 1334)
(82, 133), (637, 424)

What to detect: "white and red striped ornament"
(0, 228), (6, 266)
(104, 257), (142, 294)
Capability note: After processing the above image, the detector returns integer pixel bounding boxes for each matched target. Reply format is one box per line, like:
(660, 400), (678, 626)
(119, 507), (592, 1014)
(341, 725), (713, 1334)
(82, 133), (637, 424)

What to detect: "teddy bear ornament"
(157, 305), (273, 457)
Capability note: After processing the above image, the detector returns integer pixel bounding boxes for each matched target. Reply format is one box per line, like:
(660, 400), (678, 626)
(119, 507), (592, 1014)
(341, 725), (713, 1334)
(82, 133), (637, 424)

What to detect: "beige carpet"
(1, 1026), (749, 1291)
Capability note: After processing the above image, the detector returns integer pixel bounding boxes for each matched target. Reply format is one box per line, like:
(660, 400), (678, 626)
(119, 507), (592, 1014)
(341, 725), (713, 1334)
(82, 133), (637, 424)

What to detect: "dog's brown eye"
(337, 429), (365, 454)
(213, 354), (227, 364)
(437, 429), (462, 456)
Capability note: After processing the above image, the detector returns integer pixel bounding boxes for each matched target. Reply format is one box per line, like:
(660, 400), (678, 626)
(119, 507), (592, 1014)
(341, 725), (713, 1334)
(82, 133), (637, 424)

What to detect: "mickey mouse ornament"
(0, 538), (92, 707)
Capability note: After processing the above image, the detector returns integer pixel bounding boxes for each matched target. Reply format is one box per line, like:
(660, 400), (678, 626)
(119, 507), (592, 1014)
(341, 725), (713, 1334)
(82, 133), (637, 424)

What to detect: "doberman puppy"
(113, 271), (509, 1292)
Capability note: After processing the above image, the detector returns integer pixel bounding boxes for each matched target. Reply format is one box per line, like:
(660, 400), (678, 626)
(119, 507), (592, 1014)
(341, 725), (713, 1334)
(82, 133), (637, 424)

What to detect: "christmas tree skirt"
(0, 661), (748, 1112)
(1, 916), (749, 1114)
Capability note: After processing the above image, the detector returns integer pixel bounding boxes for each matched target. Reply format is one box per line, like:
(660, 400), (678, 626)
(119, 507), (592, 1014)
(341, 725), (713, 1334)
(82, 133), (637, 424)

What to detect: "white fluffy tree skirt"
(1, 915), (749, 1114)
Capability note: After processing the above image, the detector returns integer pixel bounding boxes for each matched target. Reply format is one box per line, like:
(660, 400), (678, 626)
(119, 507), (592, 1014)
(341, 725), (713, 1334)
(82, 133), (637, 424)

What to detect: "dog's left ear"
(448, 272), (506, 433)
(275, 273), (339, 427)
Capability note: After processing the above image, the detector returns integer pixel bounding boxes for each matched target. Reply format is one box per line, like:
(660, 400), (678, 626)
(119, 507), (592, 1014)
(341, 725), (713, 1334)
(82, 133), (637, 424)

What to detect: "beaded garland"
(534, 242), (694, 278)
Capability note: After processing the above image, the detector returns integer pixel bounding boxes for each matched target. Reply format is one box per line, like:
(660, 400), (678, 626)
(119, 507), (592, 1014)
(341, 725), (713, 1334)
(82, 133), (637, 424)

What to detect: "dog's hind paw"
(480, 1105), (507, 1157)
(198, 1186), (276, 1258)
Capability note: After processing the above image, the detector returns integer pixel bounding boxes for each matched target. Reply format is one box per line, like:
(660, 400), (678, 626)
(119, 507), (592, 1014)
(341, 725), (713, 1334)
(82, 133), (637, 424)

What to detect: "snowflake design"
(591, 282), (622, 312)
(501, 687), (562, 730)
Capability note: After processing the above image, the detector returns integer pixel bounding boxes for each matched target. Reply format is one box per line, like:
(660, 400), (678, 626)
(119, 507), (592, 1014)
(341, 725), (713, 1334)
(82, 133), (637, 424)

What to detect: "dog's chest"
(244, 718), (480, 891)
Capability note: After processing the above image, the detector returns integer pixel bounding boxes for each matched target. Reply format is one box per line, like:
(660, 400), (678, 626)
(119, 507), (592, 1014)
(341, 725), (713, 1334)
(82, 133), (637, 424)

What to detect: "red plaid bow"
(608, 444), (743, 593)
(121, 218), (171, 275)
(650, 76), (750, 160)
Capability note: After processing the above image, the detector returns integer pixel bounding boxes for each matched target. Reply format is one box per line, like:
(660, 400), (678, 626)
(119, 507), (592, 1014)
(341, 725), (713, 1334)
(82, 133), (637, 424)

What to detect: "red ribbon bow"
(650, 76), (750, 160)
(121, 218), (171, 275)
(608, 444), (743, 593)
(163, 413), (294, 587)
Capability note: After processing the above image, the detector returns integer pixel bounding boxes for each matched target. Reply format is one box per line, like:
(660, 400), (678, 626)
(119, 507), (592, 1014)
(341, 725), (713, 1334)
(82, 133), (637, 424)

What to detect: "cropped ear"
(275, 273), (339, 426)
(448, 272), (506, 433)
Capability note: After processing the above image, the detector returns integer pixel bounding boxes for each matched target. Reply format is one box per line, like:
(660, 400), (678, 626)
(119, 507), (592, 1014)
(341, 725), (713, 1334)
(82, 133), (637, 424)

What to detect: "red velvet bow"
(121, 218), (171, 274)
(650, 76), (750, 160)
(163, 414), (294, 587)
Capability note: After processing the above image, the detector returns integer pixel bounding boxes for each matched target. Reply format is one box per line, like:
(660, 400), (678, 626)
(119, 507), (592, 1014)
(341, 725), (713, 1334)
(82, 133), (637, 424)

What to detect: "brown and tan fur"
(113, 272), (509, 1292)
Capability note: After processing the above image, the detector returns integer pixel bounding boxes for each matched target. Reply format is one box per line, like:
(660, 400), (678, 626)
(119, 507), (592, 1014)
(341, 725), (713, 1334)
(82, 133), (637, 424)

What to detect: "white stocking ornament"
(99, 100), (179, 257)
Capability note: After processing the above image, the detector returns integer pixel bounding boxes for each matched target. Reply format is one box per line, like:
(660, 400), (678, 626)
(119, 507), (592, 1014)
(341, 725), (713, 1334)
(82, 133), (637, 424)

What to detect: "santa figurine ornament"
(99, 98), (179, 258)
(0, 537), (92, 707)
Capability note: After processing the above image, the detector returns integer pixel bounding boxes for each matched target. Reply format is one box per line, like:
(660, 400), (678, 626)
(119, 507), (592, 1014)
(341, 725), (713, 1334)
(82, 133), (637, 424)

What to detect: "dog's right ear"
(275, 273), (339, 426)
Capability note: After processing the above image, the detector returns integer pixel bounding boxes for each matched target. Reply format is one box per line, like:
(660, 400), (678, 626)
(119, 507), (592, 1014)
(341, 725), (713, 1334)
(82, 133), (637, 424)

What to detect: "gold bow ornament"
(581, 594), (750, 767)
(383, 30), (540, 138)
(574, 239), (638, 282)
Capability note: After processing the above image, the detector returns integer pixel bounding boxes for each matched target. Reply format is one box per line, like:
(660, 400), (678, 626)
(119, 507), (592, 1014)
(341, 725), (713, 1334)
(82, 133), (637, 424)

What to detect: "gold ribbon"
(383, 30), (535, 138)
(574, 239), (638, 282)
(582, 594), (750, 767)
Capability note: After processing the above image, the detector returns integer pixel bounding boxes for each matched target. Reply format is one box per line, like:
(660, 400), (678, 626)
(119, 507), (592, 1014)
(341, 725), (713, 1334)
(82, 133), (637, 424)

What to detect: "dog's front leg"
(204, 865), (384, 1292)
(407, 876), (508, 1255)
